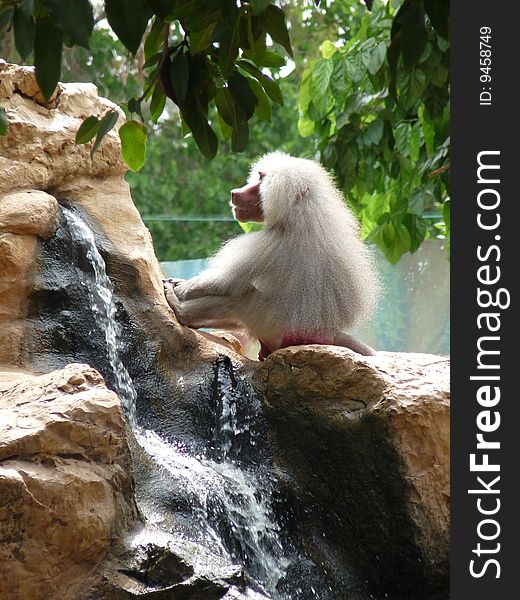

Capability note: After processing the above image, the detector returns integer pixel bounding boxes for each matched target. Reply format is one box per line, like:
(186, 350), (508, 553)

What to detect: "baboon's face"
(230, 172), (265, 222)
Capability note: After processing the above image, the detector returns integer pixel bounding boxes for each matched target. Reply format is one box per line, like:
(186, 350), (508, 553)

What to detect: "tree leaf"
(45, 0), (94, 49)
(170, 51), (190, 102)
(75, 115), (100, 144)
(105, 0), (152, 54)
(146, 0), (174, 19)
(331, 57), (349, 92)
(247, 77), (271, 121)
(127, 97), (141, 114)
(190, 21), (216, 54)
(217, 112), (233, 140)
(261, 4), (293, 56)
(119, 120), (147, 172)
(297, 115), (315, 137)
(320, 40), (336, 59)
(424, 0), (449, 40)
(345, 52), (365, 84)
(419, 104), (435, 157)
(408, 189), (426, 215)
(242, 49), (285, 68)
(0, 8), (14, 33)
(431, 63), (448, 87)
(228, 72), (257, 122)
(219, 23), (240, 79)
(146, 0), (173, 19)
(403, 214), (427, 252)
(13, 0), (35, 60)
(408, 68), (426, 100)
(394, 122), (411, 156)
(368, 41), (386, 75)
(364, 119), (384, 146)
(401, 3), (427, 71)
(150, 83), (166, 123)
(144, 17), (165, 61)
(251, 0), (271, 15)
(395, 222), (412, 251)
(307, 94), (328, 121)
(298, 68), (313, 112)
(191, 119), (218, 159)
(143, 52), (161, 69)
(215, 87), (236, 127)
(237, 59), (283, 105)
(231, 121), (249, 152)
(248, 13), (266, 58)
(181, 4), (221, 33)
(34, 16), (63, 102)
(90, 110), (119, 158)
(338, 146), (358, 178)
(0, 107), (8, 136)
(311, 58), (333, 98)
(182, 102), (218, 159)
(410, 121), (421, 162)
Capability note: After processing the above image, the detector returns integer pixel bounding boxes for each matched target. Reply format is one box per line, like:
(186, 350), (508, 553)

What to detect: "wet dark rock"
(121, 543), (195, 586)
(255, 346), (450, 599)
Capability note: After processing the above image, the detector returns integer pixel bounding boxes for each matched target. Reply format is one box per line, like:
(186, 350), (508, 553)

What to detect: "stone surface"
(0, 364), (137, 600)
(88, 530), (269, 600)
(0, 190), (60, 238)
(254, 345), (450, 597)
(0, 189), (60, 365)
(0, 64), (126, 194)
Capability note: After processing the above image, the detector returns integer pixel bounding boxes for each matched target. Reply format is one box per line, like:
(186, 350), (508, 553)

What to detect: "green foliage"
(34, 16), (63, 101)
(298, 0), (450, 263)
(89, 110), (119, 158)
(2, 0), (450, 265)
(119, 120), (148, 172)
(2, 0), (292, 162)
(0, 107), (8, 135)
(75, 115), (101, 144)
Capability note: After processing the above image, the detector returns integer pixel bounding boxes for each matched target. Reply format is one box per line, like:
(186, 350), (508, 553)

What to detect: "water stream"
(63, 208), (137, 427)
(62, 207), (300, 598)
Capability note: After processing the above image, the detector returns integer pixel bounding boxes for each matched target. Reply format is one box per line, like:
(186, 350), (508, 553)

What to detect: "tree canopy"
(0, 0), (450, 263)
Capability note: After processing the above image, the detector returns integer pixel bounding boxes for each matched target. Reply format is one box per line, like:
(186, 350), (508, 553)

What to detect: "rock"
(0, 190), (60, 364)
(88, 531), (264, 600)
(0, 364), (137, 600)
(0, 190), (60, 238)
(254, 345), (450, 597)
(0, 64), (126, 195)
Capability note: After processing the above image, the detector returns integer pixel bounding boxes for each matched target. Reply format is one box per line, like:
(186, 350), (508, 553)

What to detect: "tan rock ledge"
(0, 363), (137, 600)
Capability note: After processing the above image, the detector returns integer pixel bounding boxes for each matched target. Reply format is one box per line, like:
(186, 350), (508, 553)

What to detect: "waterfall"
(62, 206), (300, 598)
(63, 207), (137, 425)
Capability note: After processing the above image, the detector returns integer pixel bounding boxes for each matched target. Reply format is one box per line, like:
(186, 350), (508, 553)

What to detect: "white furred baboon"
(164, 151), (380, 359)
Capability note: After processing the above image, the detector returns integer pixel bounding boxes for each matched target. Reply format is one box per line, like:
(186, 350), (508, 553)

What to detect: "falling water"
(63, 207), (137, 425)
(62, 206), (296, 598)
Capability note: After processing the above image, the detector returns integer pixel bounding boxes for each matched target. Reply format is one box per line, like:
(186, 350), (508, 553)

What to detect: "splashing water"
(62, 206), (294, 598)
(138, 429), (290, 594)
